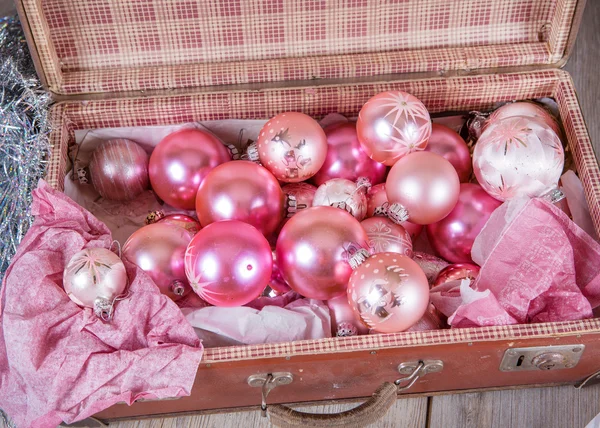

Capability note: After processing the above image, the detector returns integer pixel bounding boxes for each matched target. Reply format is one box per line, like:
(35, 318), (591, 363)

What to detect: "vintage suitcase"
(15, 0), (600, 425)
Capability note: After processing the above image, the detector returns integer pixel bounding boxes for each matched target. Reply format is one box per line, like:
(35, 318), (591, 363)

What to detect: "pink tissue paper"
(0, 180), (203, 428)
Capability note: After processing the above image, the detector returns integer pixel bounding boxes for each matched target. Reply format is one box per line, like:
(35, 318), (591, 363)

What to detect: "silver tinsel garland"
(0, 16), (51, 285)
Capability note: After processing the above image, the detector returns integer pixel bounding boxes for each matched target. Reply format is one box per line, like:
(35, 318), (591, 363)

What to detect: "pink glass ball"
(357, 91), (432, 166)
(256, 112), (328, 182)
(313, 178), (369, 220)
(89, 139), (149, 201)
(276, 206), (369, 300)
(348, 253), (429, 333)
(149, 128), (231, 209)
(433, 263), (481, 288)
(365, 183), (423, 240)
(486, 101), (562, 137)
(158, 214), (201, 235)
(326, 294), (369, 336)
(312, 122), (387, 186)
(123, 222), (194, 301)
(282, 182), (317, 216)
(195, 160), (285, 237)
(361, 217), (413, 257)
(185, 221), (272, 307)
(473, 116), (565, 201)
(425, 123), (472, 182)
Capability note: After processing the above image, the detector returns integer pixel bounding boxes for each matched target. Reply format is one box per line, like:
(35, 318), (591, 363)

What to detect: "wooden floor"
(3, 1), (600, 427)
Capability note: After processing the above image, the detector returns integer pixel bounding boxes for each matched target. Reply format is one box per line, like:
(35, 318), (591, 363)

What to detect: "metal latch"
(499, 345), (584, 372)
(248, 372), (294, 416)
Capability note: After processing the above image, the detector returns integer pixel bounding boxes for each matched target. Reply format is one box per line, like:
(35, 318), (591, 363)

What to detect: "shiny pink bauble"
(433, 263), (481, 288)
(63, 248), (127, 319)
(473, 116), (565, 201)
(276, 206), (369, 300)
(123, 222), (194, 301)
(386, 152), (460, 225)
(348, 253), (429, 333)
(365, 183), (423, 240)
(426, 183), (501, 263)
(196, 160), (285, 237)
(486, 101), (562, 137)
(326, 295), (369, 336)
(89, 139), (149, 201)
(149, 128), (230, 209)
(361, 217), (413, 257)
(270, 250), (292, 294)
(158, 214), (201, 235)
(185, 221), (272, 307)
(357, 91), (432, 166)
(312, 122), (387, 186)
(425, 123), (472, 182)
(256, 112), (328, 182)
(313, 178), (369, 220)
(282, 182), (317, 216)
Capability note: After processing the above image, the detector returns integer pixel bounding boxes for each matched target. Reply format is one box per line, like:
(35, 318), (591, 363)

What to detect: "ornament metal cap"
(356, 176), (372, 192)
(243, 142), (261, 163)
(94, 296), (114, 321)
(285, 194), (298, 218)
(170, 280), (186, 296)
(387, 203), (410, 224)
(348, 248), (371, 270)
(226, 144), (242, 160)
(336, 322), (358, 337)
(76, 167), (90, 185)
(541, 187), (566, 204)
(145, 210), (165, 225)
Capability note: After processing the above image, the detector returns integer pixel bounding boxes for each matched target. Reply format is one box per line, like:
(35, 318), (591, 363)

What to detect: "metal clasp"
(247, 372), (294, 417)
(395, 360), (444, 392)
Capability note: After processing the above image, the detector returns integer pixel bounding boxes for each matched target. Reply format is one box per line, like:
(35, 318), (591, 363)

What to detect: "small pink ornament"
(196, 161), (285, 237)
(276, 206), (369, 300)
(473, 116), (564, 201)
(254, 112), (328, 182)
(89, 139), (149, 201)
(486, 101), (562, 137)
(313, 122), (387, 186)
(386, 152), (461, 225)
(185, 221), (272, 307)
(149, 128), (231, 209)
(326, 295), (369, 336)
(361, 217), (413, 257)
(313, 177), (370, 220)
(270, 250), (292, 295)
(357, 91), (432, 166)
(282, 182), (317, 217)
(157, 214), (201, 235)
(63, 248), (127, 320)
(123, 222), (194, 301)
(433, 263), (481, 288)
(426, 183), (502, 264)
(425, 123), (472, 182)
(347, 252), (429, 333)
(365, 183), (423, 240)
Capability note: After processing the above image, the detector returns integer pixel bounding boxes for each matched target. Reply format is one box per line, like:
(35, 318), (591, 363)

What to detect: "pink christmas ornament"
(486, 101), (562, 137)
(185, 221), (272, 307)
(313, 122), (387, 186)
(63, 248), (127, 320)
(405, 303), (445, 332)
(426, 183), (502, 264)
(326, 294), (369, 336)
(254, 112), (328, 182)
(473, 116), (565, 201)
(386, 151), (461, 225)
(313, 177), (370, 220)
(366, 183), (423, 240)
(347, 252), (429, 333)
(425, 123), (472, 182)
(270, 250), (292, 295)
(149, 128), (230, 210)
(357, 90), (432, 166)
(123, 222), (194, 301)
(361, 217), (413, 257)
(158, 214), (201, 235)
(276, 206), (369, 300)
(88, 139), (149, 201)
(281, 182), (317, 217)
(433, 263), (481, 288)
(195, 160), (285, 237)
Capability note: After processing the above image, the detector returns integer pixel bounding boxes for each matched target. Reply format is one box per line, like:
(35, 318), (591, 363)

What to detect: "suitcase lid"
(17, 0), (586, 98)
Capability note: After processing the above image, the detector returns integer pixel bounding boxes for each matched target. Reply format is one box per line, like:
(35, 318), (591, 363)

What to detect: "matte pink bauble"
(361, 217), (413, 257)
(312, 122), (387, 186)
(347, 253), (429, 333)
(185, 221), (272, 307)
(473, 116), (564, 201)
(486, 101), (562, 137)
(357, 91), (432, 166)
(123, 222), (194, 301)
(366, 183), (423, 240)
(255, 112), (327, 182)
(426, 183), (501, 263)
(149, 128), (230, 209)
(276, 206), (369, 300)
(425, 123), (472, 182)
(158, 214), (201, 235)
(433, 263), (481, 288)
(196, 160), (285, 237)
(63, 248), (127, 320)
(313, 178), (369, 220)
(282, 182), (317, 217)
(326, 295), (369, 336)
(386, 152), (460, 225)
(89, 139), (149, 201)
